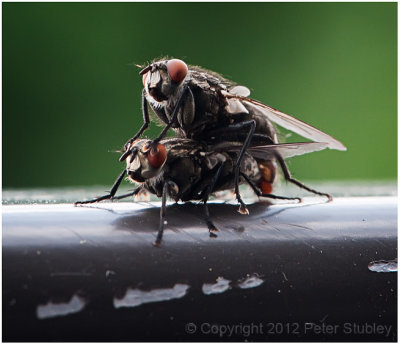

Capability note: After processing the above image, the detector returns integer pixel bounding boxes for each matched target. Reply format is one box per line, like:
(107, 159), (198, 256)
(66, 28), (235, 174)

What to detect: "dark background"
(3, 2), (397, 188)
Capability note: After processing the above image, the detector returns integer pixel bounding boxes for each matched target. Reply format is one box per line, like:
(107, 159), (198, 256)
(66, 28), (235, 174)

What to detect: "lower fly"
(75, 138), (332, 246)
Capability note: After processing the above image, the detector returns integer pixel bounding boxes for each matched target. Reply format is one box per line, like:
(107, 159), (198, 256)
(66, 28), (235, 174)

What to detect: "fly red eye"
(142, 71), (149, 87)
(147, 143), (167, 168)
(166, 59), (188, 83)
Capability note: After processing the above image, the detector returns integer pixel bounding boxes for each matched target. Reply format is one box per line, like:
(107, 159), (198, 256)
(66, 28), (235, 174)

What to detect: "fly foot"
(207, 220), (219, 238)
(238, 204), (249, 215)
(153, 240), (162, 248)
(209, 231), (218, 238)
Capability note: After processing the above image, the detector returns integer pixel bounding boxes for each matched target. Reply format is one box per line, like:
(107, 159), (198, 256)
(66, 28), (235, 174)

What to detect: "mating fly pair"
(76, 57), (346, 245)
(120, 58), (346, 210)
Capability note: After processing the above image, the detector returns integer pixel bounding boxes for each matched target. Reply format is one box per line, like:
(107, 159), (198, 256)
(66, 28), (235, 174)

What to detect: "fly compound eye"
(147, 143), (167, 169)
(166, 59), (188, 83)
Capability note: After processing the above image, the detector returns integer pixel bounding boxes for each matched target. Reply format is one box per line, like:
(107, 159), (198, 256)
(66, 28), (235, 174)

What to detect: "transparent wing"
(247, 142), (330, 159)
(222, 92), (347, 151)
(213, 142), (331, 159)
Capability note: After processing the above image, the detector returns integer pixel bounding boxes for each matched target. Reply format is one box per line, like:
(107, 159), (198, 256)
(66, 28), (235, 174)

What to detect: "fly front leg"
(275, 154), (332, 201)
(154, 181), (171, 247)
(120, 90), (150, 162)
(74, 169), (127, 205)
(111, 186), (143, 200)
(152, 85), (191, 145)
(202, 162), (224, 237)
(142, 86), (192, 161)
(240, 173), (301, 202)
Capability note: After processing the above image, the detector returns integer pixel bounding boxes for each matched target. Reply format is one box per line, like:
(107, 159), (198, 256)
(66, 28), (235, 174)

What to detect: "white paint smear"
(202, 277), (231, 295)
(368, 259), (397, 273)
(113, 283), (190, 309)
(237, 274), (265, 289)
(36, 295), (86, 319)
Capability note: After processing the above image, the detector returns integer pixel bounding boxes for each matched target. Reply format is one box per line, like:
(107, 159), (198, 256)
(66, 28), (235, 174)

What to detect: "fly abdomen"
(257, 160), (277, 194)
(254, 116), (278, 140)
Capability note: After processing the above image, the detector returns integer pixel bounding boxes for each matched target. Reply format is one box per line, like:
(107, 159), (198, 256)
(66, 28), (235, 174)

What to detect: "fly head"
(141, 59), (188, 104)
(126, 139), (168, 182)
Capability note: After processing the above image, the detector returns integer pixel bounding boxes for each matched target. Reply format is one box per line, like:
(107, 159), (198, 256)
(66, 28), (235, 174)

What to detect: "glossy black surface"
(3, 197), (397, 341)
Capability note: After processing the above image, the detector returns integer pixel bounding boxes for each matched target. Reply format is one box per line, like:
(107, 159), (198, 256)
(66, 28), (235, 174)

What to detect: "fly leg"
(120, 90), (150, 161)
(154, 181), (171, 247)
(152, 85), (191, 144)
(240, 173), (301, 202)
(74, 169), (127, 205)
(207, 120), (257, 214)
(275, 154), (332, 201)
(121, 86), (191, 162)
(202, 162), (224, 237)
(111, 186), (143, 200)
(229, 120), (257, 215)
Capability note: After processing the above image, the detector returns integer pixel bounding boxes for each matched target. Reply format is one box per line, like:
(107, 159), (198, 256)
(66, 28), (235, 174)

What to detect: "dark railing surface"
(3, 191), (397, 341)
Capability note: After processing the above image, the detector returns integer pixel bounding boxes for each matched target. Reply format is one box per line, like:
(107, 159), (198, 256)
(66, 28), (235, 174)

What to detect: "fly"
(119, 57), (346, 212)
(76, 138), (333, 246)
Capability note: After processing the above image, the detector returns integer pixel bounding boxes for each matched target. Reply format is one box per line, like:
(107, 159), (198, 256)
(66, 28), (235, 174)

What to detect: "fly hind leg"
(240, 173), (301, 202)
(207, 120), (257, 214)
(275, 154), (332, 201)
(232, 120), (256, 214)
(120, 90), (150, 161)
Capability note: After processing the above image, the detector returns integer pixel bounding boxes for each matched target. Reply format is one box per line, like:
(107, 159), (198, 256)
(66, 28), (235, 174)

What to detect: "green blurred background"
(3, 2), (397, 188)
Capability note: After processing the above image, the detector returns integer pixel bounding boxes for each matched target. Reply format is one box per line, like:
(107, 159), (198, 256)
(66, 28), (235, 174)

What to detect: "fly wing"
(221, 92), (346, 151)
(247, 142), (330, 159)
(213, 142), (330, 159)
